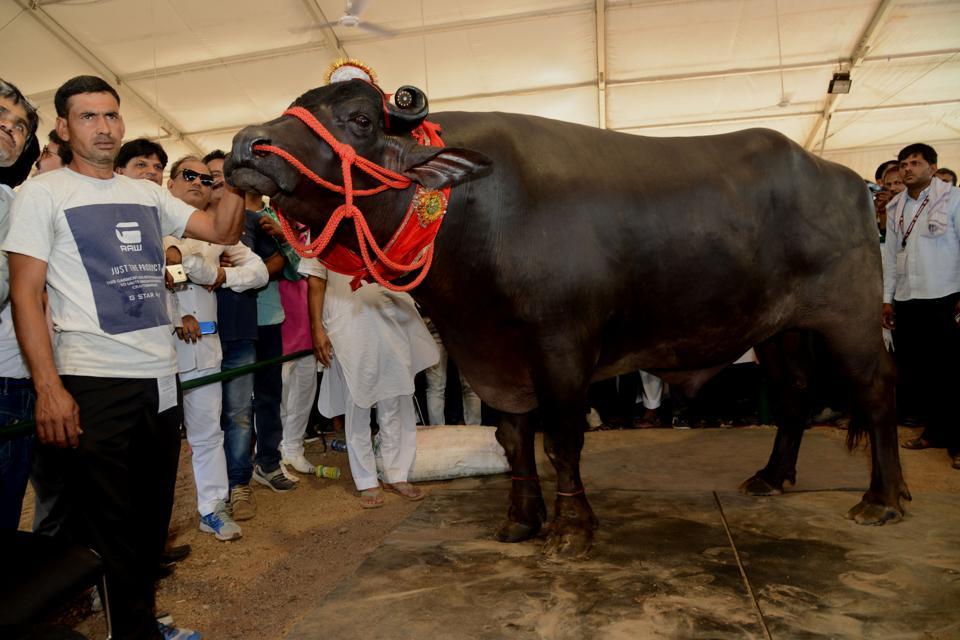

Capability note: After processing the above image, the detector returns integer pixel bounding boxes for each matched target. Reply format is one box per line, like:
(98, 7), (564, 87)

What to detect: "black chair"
(0, 530), (111, 639)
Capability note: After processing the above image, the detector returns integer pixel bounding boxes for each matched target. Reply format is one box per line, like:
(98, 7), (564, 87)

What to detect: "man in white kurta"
(299, 258), (438, 504)
(165, 156), (268, 538)
(166, 237), (266, 533)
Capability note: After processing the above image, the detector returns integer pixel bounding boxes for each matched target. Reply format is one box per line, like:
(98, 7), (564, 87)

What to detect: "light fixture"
(828, 72), (852, 94)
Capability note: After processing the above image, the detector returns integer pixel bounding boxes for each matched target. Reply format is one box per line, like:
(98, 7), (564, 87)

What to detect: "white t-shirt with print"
(2, 168), (195, 378)
(0, 185), (28, 378)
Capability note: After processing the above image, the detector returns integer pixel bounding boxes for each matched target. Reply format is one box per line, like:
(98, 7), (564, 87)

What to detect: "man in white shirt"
(881, 142), (960, 470)
(0, 77), (38, 530)
(166, 156), (267, 541)
(300, 258), (438, 508)
(3, 75), (244, 640)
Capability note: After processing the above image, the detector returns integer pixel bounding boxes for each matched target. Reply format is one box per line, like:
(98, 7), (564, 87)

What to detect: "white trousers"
(181, 367), (229, 516)
(639, 370), (664, 410)
(280, 355), (318, 459)
(425, 340), (482, 425)
(345, 393), (418, 491)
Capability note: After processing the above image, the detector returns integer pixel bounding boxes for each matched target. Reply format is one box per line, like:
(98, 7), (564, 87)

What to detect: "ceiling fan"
(310, 0), (395, 37)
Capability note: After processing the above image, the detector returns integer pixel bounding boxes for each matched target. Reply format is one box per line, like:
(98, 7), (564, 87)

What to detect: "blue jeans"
(254, 324), (283, 473)
(221, 339), (256, 489)
(0, 378), (35, 530)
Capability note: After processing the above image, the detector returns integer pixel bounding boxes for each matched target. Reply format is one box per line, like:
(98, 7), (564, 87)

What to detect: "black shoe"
(160, 543), (191, 566)
(155, 563), (175, 580)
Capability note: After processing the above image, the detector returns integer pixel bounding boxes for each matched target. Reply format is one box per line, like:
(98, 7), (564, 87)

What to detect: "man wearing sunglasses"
(3, 75), (244, 640)
(165, 155), (267, 543)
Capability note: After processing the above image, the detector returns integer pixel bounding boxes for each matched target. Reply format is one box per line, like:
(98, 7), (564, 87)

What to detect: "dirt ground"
(17, 424), (960, 639)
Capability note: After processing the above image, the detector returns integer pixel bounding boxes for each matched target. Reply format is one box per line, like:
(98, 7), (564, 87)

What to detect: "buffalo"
(226, 78), (909, 557)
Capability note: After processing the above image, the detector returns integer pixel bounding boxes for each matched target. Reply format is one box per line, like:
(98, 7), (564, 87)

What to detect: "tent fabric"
(2, 0), (957, 180)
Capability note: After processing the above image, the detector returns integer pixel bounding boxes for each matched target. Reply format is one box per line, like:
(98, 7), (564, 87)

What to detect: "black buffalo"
(226, 79), (909, 557)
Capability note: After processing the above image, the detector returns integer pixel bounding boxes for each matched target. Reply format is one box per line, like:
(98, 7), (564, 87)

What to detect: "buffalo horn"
(386, 85), (429, 134)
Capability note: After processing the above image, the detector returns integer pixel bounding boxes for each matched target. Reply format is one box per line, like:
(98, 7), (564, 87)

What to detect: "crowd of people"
(0, 64), (958, 639)
(0, 69), (459, 640)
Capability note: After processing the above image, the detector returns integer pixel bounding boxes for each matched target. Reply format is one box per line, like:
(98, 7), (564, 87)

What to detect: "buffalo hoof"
(845, 499), (903, 525)
(496, 519), (541, 543)
(542, 521), (593, 559)
(738, 474), (784, 496)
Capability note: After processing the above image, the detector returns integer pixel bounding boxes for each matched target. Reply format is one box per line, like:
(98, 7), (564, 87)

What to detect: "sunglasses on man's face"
(180, 168), (214, 187)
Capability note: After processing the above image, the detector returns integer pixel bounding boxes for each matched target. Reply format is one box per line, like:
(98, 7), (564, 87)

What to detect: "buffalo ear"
(397, 144), (492, 189)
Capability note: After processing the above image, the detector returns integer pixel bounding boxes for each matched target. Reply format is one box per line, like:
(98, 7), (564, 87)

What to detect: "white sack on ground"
(374, 425), (509, 482)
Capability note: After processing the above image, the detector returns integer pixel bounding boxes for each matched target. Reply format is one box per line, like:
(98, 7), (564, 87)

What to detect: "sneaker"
(253, 464), (298, 493)
(158, 622), (202, 639)
(228, 484), (256, 521)
(281, 452), (316, 475)
(199, 501), (243, 541)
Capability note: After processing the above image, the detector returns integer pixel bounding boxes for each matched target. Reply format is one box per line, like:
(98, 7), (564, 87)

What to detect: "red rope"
(253, 106), (433, 292)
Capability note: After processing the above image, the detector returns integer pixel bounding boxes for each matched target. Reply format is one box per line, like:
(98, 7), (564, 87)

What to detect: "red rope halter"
(253, 106), (444, 292)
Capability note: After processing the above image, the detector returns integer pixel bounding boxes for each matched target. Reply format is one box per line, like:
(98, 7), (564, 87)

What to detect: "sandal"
(901, 437), (933, 450)
(359, 488), (384, 509)
(383, 482), (425, 502)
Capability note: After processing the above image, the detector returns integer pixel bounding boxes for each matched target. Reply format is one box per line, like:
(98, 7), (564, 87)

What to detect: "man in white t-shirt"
(3, 75), (244, 640)
(165, 155), (267, 541)
(300, 257), (438, 508)
(0, 77), (39, 531)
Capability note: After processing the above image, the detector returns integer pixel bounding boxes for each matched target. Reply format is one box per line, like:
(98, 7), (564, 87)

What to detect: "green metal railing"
(0, 349), (314, 440)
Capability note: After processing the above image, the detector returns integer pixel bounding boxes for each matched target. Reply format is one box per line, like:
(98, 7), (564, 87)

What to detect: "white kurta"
(163, 236), (267, 514)
(164, 237), (268, 374)
(299, 259), (439, 490)
(299, 260), (438, 411)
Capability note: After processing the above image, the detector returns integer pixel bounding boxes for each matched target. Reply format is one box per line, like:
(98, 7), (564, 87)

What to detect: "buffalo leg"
(542, 420), (599, 558)
(494, 411), (546, 542)
(823, 329), (910, 524)
(741, 331), (812, 495)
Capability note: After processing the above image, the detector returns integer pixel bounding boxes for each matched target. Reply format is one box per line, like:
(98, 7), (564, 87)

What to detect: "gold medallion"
(416, 189), (448, 227)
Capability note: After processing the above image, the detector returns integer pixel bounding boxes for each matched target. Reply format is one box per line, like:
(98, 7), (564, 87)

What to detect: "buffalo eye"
(350, 114), (372, 130)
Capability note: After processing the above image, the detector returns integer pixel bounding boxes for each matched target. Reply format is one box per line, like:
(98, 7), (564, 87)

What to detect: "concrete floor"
(285, 427), (960, 640)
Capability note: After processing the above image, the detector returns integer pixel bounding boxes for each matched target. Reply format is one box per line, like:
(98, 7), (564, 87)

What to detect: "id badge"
(157, 374), (178, 414)
(896, 251), (907, 276)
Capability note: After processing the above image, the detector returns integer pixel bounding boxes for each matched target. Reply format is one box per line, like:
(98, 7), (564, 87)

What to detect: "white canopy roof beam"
(336, 3), (593, 45)
(16, 0), (203, 155)
(117, 37), (957, 93)
(169, 94), (960, 142)
(123, 41), (331, 83)
(595, 0), (607, 129)
(119, 4), (594, 82)
(611, 98), (960, 132)
(803, 0), (898, 152)
(819, 137), (960, 155)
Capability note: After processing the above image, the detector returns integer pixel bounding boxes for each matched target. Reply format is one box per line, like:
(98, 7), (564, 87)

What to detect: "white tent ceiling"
(3, 0), (959, 179)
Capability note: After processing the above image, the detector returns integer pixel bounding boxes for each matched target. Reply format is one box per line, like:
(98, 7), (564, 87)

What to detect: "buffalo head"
(225, 79), (491, 230)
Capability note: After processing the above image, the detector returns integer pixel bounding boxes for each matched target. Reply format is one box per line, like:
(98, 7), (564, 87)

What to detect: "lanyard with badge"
(896, 192), (930, 275)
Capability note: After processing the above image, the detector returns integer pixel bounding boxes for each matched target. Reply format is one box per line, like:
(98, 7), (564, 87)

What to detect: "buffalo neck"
(320, 179), (418, 256)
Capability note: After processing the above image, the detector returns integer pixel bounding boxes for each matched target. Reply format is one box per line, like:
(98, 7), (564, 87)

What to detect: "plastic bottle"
(315, 465), (341, 480)
(329, 438), (348, 453)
